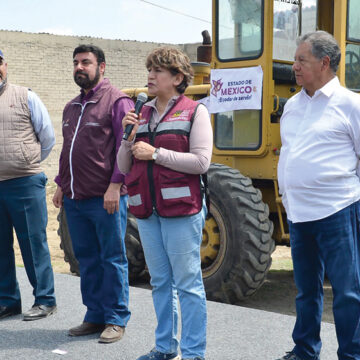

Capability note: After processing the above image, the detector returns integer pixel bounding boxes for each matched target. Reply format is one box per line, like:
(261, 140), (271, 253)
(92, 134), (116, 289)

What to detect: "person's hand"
(131, 141), (156, 161)
(103, 183), (121, 214)
(122, 109), (141, 141)
(53, 186), (64, 208)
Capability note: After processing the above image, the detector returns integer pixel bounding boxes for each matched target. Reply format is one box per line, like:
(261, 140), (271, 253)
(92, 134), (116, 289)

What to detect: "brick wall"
(0, 30), (200, 180)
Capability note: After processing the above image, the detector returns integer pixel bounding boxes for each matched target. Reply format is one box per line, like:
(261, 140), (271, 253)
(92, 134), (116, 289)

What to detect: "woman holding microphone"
(117, 46), (212, 360)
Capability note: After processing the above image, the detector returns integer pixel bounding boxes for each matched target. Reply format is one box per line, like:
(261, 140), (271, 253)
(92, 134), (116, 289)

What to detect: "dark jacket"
(58, 79), (130, 199)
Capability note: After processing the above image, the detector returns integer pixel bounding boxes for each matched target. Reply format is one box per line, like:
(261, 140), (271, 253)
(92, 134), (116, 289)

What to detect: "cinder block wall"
(1, 30), (199, 113)
(0, 30), (200, 180)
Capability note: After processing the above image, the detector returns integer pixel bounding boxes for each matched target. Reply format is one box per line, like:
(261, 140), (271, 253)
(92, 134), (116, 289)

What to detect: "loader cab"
(210, 0), (360, 244)
(213, 0), (317, 162)
(212, 0), (360, 180)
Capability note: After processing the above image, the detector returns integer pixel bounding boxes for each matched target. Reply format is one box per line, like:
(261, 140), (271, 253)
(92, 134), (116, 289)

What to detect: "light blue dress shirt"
(27, 90), (55, 161)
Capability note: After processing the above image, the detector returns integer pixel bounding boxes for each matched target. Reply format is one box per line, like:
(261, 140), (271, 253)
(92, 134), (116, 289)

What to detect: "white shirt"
(277, 77), (360, 223)
(28, 90), (55, 161)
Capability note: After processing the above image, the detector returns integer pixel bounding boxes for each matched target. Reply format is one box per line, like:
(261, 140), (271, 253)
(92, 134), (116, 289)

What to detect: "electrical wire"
(139, 0), (211, 24)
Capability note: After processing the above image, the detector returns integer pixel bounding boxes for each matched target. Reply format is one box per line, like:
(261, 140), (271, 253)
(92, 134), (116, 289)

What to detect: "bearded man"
(53, 44), (133, 343)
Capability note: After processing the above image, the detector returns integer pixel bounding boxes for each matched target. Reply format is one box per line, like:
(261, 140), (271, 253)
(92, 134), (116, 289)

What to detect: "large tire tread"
(204, 163), (275, 303)
(57, 208), (79, 275)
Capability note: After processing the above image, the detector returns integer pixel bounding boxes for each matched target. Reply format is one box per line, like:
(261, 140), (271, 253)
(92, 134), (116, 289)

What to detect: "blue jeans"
(0, 173), (56, 307)
(137, 208), (207, 359)
(64, 195), (130, 326)
(289, 201), (360, 360)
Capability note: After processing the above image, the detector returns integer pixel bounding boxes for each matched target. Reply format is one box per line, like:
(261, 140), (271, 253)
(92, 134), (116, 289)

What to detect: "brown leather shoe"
(68, 322), (105, 337)
(99, 324), (125, 343)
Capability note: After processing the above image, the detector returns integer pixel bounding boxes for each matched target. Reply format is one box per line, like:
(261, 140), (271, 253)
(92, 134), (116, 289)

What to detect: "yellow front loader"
(59, 0), (360, 304)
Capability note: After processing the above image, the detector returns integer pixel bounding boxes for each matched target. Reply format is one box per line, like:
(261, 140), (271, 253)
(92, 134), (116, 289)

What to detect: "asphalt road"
(0, 268), (338, 360)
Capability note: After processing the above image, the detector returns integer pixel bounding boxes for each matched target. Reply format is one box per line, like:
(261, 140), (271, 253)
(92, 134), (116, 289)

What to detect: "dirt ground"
(14, 183), (334, 324)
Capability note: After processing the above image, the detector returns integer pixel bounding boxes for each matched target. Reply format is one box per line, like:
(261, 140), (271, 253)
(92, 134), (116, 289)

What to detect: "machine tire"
(125, 213), (146, 281)
(58, 162), (275, 303)
(57, 207), (145, 281)
(58, 207), (79, 275)
(202, 163), (275, 303)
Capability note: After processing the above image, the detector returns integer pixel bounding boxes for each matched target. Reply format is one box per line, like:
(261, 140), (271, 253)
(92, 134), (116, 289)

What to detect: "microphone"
(123, 92), (148, 140)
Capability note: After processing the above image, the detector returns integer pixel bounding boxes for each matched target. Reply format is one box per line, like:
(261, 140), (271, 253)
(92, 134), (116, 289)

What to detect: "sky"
(1, 0), (212, 44)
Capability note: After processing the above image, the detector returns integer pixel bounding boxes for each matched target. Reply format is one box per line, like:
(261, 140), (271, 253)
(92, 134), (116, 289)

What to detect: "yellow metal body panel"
(209, 0), (350, 181)
(122, 0), (352, 245)
(206, 0), (350, 244)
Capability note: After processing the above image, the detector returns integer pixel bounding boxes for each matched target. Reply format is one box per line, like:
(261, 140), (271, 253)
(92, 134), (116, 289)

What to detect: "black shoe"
(0, 305), (22, 320)
(23, 304), (57, 321)
(276, 351), (306, 360)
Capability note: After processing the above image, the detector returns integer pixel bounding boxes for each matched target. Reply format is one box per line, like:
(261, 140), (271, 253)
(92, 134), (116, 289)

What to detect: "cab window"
(217, 0), (263, 61)
(347, 0), (360, 41)
(346, 0), (360, 90)
(215, 110), (261, 150)
(273, 0), (317, 61)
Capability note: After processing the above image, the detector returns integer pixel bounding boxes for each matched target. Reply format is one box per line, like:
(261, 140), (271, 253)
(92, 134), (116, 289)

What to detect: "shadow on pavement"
(237, 270), (334, 323)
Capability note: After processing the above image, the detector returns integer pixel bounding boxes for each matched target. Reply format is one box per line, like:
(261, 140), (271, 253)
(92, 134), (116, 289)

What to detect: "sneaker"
(182, 357), (205, 360)
(136, 348), (180, 360)
(276, 351), (304, 360)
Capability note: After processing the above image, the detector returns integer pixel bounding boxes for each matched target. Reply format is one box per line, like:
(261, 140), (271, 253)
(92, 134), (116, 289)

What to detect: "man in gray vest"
(0, 49), (57, 321)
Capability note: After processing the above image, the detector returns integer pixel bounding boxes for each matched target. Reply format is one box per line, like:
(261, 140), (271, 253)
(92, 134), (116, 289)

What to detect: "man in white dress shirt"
(276, 31), (360, 360)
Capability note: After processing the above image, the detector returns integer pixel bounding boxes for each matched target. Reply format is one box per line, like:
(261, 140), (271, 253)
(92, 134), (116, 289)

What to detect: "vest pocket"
(158, 172), (193, 206)
(20, 142), (40, 164)
(126, 175), (152, 218)
(127, 180), (140, 199)
(159, 170), (188, 184)
(155, 171), (203, 217)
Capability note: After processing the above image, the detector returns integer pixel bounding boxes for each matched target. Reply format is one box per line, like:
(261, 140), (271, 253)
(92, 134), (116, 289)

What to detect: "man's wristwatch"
(152, 148), (160, 161)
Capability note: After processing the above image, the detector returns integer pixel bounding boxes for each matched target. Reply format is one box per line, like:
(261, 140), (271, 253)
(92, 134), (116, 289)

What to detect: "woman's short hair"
(146, 46), (194, 94)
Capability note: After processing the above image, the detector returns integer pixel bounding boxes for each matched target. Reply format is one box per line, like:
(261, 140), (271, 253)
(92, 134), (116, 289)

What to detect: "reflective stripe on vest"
(129, 185), (191, 205)
(137, 118), (191, 134)
(156, 120), (191, 132)
(129, 194), (142, 207)
(161, 186), (191, 200)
